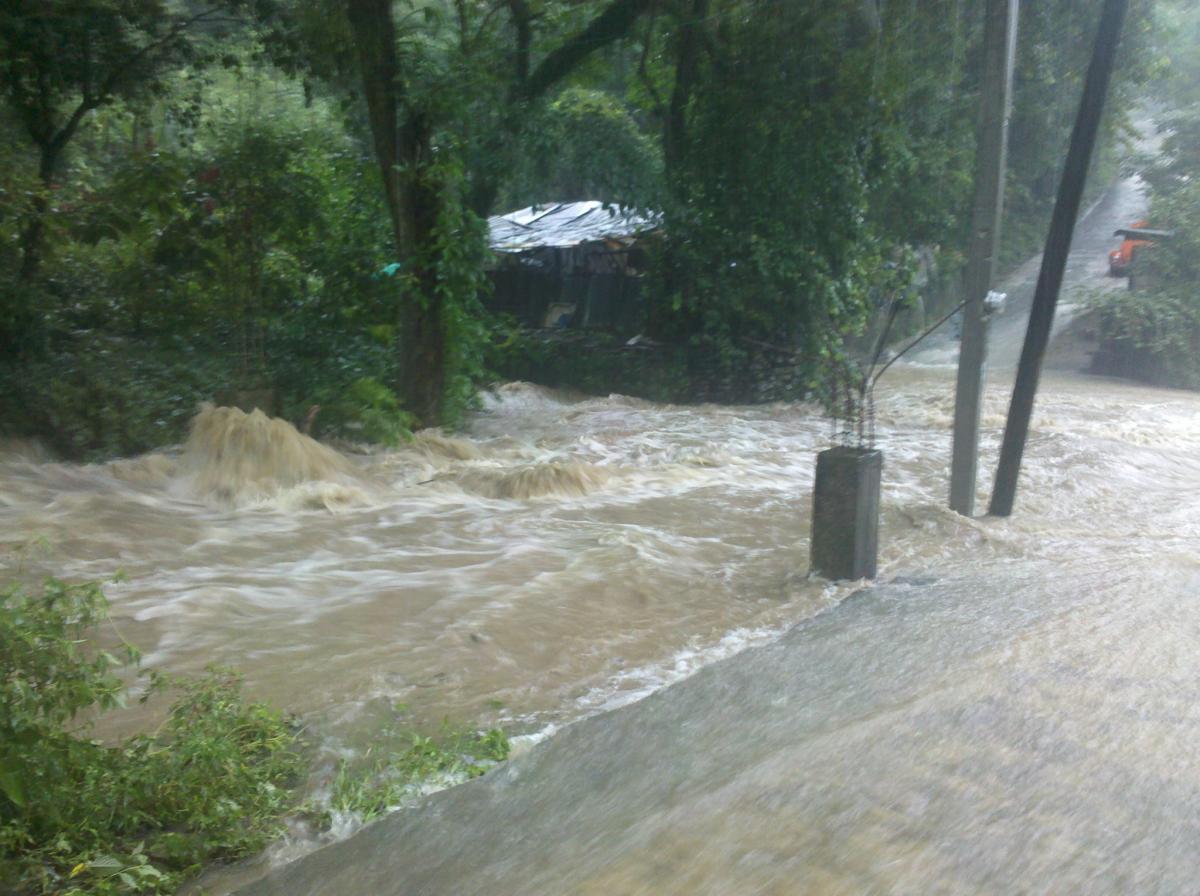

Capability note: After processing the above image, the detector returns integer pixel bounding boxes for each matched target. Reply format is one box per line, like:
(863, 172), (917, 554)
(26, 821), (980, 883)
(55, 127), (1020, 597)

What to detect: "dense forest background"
(0, 0), (1182, 460)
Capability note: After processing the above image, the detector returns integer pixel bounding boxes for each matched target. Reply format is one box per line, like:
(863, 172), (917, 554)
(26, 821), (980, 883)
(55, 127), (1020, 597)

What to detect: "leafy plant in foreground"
(0, 579), (303, 895)
(0, 578), (515, 894)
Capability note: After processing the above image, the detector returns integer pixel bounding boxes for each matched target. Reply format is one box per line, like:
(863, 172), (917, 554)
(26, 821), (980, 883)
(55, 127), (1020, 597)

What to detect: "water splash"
(449, 462), (610, 500)
(412, 431), (484, 461)
(179, 405), (366, 508)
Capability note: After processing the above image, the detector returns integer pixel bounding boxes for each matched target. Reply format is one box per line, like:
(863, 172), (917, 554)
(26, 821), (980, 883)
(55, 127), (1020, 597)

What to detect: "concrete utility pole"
(990, 0), (1129, 517)
(949, 0), (1018, 517)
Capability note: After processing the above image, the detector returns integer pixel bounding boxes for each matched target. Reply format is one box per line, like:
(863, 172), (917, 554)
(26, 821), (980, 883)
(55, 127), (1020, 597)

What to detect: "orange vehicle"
(1108, 219), (1152, 277)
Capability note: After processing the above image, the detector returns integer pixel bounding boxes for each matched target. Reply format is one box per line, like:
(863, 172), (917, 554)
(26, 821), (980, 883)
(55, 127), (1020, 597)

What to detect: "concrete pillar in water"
(810, 447), (882, 581)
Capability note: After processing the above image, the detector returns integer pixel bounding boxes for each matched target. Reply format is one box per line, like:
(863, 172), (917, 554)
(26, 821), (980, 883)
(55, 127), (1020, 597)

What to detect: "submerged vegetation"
(0, 578), (301, 894)
(324, 724), (510, 826)
(0, 577), (509, 895)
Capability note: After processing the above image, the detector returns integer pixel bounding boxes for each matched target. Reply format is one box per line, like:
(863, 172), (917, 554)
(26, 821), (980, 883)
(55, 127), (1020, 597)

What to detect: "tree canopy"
(0, 0), (1165, 451)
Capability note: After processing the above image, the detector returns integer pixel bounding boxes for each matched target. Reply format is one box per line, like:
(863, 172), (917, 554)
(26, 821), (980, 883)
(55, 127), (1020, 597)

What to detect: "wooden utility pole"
(990, 0), (1129, 516)
(949, 0), (1018, 517)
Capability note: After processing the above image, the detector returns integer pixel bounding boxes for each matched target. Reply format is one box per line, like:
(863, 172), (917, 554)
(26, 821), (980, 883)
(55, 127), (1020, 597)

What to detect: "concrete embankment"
(239, 548), (1200, 894)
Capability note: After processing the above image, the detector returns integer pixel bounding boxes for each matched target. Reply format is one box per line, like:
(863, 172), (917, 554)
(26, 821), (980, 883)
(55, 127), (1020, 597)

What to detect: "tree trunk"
(664, 0), (708, 174)
(467, 127), (512, 217)
(345, 0), (446, 425)
(17, 144), (60, 283)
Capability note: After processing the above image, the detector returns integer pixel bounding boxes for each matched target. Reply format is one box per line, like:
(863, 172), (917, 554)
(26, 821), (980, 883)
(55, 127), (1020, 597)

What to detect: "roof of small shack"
(488, 201), (660, 253)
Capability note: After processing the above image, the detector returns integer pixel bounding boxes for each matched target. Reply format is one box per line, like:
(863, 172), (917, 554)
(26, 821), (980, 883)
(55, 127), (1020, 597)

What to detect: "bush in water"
(0, 578), (513, 895)
(0, 578), (303, 895)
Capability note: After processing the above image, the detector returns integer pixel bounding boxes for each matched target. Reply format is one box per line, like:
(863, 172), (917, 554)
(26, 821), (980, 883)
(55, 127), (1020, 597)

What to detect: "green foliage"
(501, 87), (663, 209)
(0, 0), (284, 289)
(0, 580), (133, 773)
(0, 62), (407, 456)
(1000, 0), (1155, 271)
(325, 724), (509, 826)
(0, 0), (245, 115)
(422, 154), (494, 428)
(651, 2), (899, 403)
(1092, 285), (1200, 388)
(0, 337), (232, 460)
(1091, 173), (1200, 389)
(1150, 0), (1200, 109)
(487, 326), (692, 402)
(0, 579), (303, 895)
(867, 3), (977, 252)
(637, 0), (1157, 412)
(1087, 0), (1200, 391)
(0, 575), (519, 893)
(312, 376), (417, 446)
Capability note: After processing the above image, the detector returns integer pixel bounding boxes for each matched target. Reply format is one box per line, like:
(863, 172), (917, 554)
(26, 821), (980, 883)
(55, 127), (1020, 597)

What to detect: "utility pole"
(949, 0), (1018, 516)
(990, 0), (1129, 517)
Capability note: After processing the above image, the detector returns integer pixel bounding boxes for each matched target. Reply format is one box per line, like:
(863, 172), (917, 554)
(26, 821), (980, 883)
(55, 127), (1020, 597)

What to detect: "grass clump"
(325, 722), (509, 825)
(0, 578), (303, 895)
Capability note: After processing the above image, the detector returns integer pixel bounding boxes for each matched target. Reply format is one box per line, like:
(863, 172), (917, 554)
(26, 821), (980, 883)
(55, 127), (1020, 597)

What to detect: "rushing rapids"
(0, 381), (862, 737)
(180, 404), (368, 510)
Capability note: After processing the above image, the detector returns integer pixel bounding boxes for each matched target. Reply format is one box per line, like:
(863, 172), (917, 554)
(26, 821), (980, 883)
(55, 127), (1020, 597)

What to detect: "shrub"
(0, 335), (231, 460)
(0, 579), (303, 895)
(0, 578), (515, 894)
(309, 375), (418, 446)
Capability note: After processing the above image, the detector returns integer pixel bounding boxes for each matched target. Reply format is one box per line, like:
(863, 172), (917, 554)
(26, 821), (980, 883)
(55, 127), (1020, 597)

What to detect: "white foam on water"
(574, 624), (803, 716)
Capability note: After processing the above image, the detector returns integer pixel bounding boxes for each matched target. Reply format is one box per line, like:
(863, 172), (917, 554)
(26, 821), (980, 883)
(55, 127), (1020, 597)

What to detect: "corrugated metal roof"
(488, 201), (660, 252)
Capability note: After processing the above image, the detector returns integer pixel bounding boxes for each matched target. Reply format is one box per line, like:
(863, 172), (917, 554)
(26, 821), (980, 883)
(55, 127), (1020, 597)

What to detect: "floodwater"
(5, 164), (1195, 893)
(2, 389), (863, 738)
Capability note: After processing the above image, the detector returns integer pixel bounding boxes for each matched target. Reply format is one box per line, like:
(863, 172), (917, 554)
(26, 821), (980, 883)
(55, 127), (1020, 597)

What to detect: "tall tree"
(344, 0), (446, 425)
(341, 0), (654, 423)
(464, 0), (655, 214)
(647, 0), (897, 403)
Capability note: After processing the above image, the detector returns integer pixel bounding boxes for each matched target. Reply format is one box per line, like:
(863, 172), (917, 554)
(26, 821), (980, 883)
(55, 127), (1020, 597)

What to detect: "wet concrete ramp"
(240, 553), (1200, 895)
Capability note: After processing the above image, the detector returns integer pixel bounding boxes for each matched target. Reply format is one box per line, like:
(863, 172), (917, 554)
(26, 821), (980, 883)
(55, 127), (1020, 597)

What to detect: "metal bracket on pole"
(949, 0), (1018, 517)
